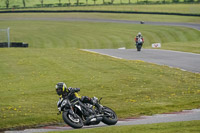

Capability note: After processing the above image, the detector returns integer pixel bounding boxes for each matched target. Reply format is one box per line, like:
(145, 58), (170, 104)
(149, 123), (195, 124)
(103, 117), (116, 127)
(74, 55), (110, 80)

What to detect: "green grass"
(29, 4), (200, 14)
(48, 120), (200, 133)
(0, 48), (200, 129)
(0, 16), (200, 130)
(1, 13), (200, 24)
(0, 0), (199, 9)
(0, 19), (199, 52)
(1, 3), (200, 15)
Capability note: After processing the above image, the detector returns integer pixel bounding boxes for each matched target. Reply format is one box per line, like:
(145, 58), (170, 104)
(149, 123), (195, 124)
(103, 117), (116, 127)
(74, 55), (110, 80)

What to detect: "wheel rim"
(68, 114), (80, 123)
(104, 110), (117, 120)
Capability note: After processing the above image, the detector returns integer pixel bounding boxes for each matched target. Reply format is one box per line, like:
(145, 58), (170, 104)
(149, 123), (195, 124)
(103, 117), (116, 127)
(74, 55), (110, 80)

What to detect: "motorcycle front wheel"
(62, 110), (83, 129)
(102, 106), (118, 125)
(136, 45), (142, 51)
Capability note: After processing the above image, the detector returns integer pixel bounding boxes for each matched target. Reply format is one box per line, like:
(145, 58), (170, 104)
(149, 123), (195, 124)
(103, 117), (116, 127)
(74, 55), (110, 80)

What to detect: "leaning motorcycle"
(57, 92), (118, 128)
(136, 38), (143, 51)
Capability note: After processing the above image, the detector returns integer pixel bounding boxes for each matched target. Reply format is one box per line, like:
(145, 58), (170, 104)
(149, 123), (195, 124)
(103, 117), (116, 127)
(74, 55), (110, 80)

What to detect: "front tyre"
(62, 111), (83, 129)
(102, 106), (118, 125)
(136, 43), (142, 51)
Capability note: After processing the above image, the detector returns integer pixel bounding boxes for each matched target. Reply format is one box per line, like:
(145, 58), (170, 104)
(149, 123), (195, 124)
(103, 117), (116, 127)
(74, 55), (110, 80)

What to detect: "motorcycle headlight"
(61, 99), (68, 108)
(92, 97), (98, 103)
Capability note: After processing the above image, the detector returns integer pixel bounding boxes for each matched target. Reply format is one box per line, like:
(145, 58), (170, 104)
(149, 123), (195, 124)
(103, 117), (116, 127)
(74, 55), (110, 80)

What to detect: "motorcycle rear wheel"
(102, 106), (118, 125)
(62, 111), (83, 129)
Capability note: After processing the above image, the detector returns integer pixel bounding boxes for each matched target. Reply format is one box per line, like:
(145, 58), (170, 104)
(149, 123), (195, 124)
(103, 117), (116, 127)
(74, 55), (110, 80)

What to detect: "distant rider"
(55, 82), (102, 114)
(134, 32), (144, 48)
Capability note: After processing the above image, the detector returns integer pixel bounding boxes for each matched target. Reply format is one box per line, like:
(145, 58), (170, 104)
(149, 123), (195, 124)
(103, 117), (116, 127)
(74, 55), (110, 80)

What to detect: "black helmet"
(55, 82), (67, 95)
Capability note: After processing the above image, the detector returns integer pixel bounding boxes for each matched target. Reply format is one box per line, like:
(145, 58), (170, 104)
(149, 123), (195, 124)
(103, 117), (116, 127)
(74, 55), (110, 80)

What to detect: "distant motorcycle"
(57, 91), (118, 128)
(136, 38), (143, 51)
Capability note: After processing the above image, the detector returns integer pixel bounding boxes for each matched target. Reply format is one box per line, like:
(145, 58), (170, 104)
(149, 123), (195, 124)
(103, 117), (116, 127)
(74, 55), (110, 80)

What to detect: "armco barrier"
(0, 10), (199, 17)
(0, 42), (28, 48)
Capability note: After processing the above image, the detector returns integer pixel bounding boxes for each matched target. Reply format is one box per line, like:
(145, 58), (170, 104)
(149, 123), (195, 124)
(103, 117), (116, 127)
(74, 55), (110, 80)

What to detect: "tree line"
(1, 0), (199, 9)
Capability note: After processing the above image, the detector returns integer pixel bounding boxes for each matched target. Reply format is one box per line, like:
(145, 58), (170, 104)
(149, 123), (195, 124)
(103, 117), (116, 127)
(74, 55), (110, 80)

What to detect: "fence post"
(7, 27), (10, 48)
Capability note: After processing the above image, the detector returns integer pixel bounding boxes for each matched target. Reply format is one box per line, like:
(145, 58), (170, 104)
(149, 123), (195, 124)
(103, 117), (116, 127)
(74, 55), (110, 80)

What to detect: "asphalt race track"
(83, 49), (200, 73)
(0, 17), (200, 30)
(5, 109), (200, 133)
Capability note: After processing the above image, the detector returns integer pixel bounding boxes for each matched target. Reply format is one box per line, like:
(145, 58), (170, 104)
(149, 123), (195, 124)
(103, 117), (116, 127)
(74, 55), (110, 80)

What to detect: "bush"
(12, 5), (20, 8)
(55, 3), (62, 7)
(173, 0), (179, 3)
(184, 0), (194, 2)
(63, 3), (71, 6)
(35, 4), (41, 8)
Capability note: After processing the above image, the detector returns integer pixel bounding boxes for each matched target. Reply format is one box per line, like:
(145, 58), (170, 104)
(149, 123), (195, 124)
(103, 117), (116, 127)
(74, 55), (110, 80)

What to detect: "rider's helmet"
(138, 32), (142, 37)
(55, 82), (67, 95)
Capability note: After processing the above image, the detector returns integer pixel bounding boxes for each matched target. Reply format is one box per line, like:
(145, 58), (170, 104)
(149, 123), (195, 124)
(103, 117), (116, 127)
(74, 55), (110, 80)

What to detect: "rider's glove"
(69, 87), (80, 93)
(74, 88), (80, 92)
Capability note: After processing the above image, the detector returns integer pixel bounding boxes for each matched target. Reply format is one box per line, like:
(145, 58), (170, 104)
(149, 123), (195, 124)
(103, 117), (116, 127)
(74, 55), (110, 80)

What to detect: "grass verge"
(48, 120), (200, 133)
(0, 13), (200, 24)
(0, 48), (199, 129)
(0, 20), (199, 53)
(0, 16), (199, 130)
(1, 4), (200, 15)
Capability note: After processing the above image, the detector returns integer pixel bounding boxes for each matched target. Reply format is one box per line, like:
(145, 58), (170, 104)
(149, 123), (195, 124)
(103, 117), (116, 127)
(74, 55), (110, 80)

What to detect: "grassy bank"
(1, 0), (197, 8)
(0, 48), (199, 129)
(0, 18), (200, 130)
(0, 20), (199, 52)
(49, 120), (200, 133)
(1, 4), (200, 15)
(0, 13), (200, 24)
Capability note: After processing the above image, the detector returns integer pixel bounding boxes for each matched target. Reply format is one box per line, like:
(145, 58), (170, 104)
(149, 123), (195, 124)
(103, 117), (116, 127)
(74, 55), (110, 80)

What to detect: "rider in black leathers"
(55, 82), (102, 115)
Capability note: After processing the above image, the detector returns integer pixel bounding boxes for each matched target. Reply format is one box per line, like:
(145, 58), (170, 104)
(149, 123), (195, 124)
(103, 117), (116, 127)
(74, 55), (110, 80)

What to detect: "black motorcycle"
(57, 92), (118, 128)
(136, 38), (143, 51)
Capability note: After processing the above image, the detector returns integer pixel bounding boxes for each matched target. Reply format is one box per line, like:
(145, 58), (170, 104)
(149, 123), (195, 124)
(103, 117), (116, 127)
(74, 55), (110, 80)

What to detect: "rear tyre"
(62, 111), (83, 129)
(102, 106), (118, 125)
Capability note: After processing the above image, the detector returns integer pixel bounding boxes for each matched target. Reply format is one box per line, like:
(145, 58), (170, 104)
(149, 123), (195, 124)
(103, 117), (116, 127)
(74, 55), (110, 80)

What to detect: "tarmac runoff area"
(5, 109), (200, 133)
(83, 49), (200, 73)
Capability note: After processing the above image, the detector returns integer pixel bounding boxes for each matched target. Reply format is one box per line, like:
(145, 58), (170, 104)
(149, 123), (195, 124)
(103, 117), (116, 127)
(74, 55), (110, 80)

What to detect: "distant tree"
(172, 0), (179, 2)
(76, 0), (79, 5)
(5, 0), (9, 8)
(93, 0), (97, 5)
(163, 0), (166, 4)
(40, 0), (44, 7)
(59, 0), (61, 4)
(187, 0), (194, 2)
(111, 0), (114, 4)
(86, 0), (88, 5)
(22, 0), (26, 7)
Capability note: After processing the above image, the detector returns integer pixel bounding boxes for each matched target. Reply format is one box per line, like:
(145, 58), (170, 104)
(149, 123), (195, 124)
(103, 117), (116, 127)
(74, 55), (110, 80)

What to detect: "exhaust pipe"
(84, 114), (103, 125)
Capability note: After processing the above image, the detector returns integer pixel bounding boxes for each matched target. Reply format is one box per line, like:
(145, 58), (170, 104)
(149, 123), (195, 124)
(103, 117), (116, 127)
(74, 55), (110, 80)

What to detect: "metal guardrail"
(0, 10), (199, 17)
